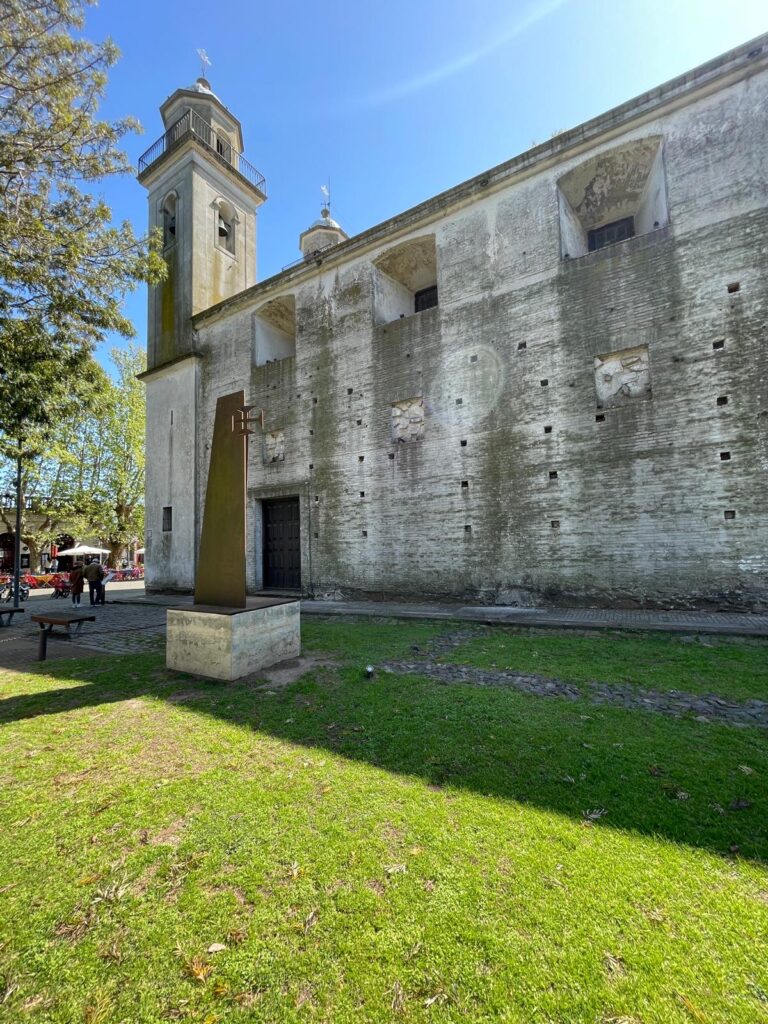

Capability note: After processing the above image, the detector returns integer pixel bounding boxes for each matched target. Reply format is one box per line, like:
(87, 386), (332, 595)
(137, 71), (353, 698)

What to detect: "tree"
(78, 345), (146, 565)
(0, 364), (112, 568)
(0, 0), (164, 440)
(0, 347), (146, 569)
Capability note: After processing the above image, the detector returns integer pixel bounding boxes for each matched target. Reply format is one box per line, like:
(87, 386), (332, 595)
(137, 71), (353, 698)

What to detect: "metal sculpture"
(193, 390), (262, 608)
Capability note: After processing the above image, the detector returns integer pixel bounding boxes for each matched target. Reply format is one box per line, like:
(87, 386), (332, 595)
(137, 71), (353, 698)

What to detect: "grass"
(0, 618), (766, 1023)
(442, 627), (768, 702)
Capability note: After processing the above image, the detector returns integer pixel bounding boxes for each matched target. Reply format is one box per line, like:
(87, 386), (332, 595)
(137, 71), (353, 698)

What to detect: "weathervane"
(196, 48), (211, 78)
(320, 181), (331, 216)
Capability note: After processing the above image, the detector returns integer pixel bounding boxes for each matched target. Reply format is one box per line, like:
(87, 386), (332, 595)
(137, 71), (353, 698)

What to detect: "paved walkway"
(0, 587), (166, 670)
(106, 586), (768, 637)
(1, 584), (765, 672)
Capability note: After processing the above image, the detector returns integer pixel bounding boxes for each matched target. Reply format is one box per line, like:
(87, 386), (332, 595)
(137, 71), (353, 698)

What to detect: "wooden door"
(262, 498), (301, 590)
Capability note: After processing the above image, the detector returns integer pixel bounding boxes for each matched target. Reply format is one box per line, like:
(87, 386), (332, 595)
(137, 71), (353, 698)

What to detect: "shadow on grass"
(1, 652), (766, 862)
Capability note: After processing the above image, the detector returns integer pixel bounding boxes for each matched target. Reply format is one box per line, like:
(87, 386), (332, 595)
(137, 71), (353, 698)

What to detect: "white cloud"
(358, 0), (571, 107)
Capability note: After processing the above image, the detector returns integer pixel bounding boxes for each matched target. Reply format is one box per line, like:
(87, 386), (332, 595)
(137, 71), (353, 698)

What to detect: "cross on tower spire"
(196, 48), (211, 79)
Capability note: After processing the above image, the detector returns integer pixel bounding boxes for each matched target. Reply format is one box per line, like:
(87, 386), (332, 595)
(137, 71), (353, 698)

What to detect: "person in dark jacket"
(83, 558), (103, 606)
(69, 563), (85, 607)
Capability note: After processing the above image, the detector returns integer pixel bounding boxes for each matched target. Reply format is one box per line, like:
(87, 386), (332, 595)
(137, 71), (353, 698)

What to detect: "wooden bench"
(30, 613), (96, 661)
(0, 608), (24, 628)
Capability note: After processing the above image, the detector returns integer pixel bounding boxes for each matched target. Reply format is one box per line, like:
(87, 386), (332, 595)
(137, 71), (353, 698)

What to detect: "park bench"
(30, 612), (96, 661)
(0, 608), (24, 628)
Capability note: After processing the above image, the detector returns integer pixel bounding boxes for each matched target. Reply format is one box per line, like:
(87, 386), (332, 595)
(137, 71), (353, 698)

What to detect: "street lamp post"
(13, 453), (21, 608)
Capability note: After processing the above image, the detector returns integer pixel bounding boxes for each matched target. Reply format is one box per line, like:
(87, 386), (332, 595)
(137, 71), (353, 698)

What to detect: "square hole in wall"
(724, 510), (736, 520)
(518, 342), (527, 351)
(347, 387), (353, 395)
(357, 419), (362, 426)
(314, 495), (319, 502)
(727, 282), (740, 294)
(544, 425), (553, 434)
(313, 532), (318, 539)
(540, 379), (549, 387)
(388, 452), (395, 460)
(464, 524), (472, 533)
(309, 463), (314, 470)
(549, 471), (558, 480)
(595, 414), (606, 423)
(594, 345), (651, 408)
(313, 397), (318, 404)
(551, 520), (560, 529)
(460, 439), (468, 447)
(456, 397), (463, 406)
(717, 396), (728, 406)
(720, 451), (731, 461)
(470, 354), (478, 363)
(362, 530), (368, 537)
(358, 455), (365, 462)
(712, 340), (725, 351)
(162, 506), (173, 532)
(461, 480), (469, 489)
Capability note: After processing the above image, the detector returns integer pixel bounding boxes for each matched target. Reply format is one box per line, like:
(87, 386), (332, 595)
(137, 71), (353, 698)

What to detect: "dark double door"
(262, 497), (301, 590)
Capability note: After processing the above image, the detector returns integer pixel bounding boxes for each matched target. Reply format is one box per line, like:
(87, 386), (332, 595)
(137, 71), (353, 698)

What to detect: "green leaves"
(0, 0), (164, 441)
(0, 344), (146, 565)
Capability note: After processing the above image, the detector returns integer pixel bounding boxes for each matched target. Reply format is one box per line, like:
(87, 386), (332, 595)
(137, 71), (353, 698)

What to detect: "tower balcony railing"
(138, 108), (267, 195)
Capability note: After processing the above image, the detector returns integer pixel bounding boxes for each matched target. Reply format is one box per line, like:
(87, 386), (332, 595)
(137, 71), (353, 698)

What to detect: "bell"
(218, 217), (229, 238)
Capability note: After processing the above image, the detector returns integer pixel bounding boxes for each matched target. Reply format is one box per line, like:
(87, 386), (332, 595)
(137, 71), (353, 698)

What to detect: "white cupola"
(299, 204), (348, 258)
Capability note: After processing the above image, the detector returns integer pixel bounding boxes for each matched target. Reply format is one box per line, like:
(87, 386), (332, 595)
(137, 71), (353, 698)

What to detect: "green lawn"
(0, 619), (766, 1023)
(443, 627), (768, 702)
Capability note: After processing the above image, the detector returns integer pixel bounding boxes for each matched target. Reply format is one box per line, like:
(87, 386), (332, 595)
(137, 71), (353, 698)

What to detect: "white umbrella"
(135, 548), (145, 555)
(56, 544), (110, 556)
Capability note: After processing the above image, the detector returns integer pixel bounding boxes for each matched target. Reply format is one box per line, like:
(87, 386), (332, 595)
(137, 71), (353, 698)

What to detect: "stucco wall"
(144, 358), (199, 591)
(180, 54), (768, 609)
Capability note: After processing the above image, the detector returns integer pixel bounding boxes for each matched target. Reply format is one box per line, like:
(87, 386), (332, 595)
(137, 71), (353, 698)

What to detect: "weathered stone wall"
(188, 52), (768, 609)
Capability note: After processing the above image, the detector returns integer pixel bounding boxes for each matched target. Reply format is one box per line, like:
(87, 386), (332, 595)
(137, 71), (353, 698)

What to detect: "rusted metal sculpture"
(194, 390), (262, 608)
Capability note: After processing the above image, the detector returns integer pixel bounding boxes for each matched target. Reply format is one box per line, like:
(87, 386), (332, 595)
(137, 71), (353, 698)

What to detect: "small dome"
(185, 76), (220, 100)
(299, 205), (348, 257)
(308, 207), (341, 231)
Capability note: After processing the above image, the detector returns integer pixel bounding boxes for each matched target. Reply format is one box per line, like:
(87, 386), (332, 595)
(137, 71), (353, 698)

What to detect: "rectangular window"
(162, 506), (173, 532)
(588, 216), (635, 252)
(414, 285), (438, 313)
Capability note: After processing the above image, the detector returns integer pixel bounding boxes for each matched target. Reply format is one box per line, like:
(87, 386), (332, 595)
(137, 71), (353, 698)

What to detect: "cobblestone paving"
(380, 630), (768, 728)
(304, 600), (768, 636)
(0, 593), (167, 670)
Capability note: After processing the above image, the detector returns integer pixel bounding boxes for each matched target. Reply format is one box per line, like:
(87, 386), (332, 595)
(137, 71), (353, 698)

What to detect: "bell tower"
(137, 75), (267, 593)
(138, 75), (267, 369)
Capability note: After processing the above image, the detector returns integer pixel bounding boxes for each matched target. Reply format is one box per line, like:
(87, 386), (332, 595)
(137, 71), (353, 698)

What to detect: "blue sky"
(85, 0), (767, 370)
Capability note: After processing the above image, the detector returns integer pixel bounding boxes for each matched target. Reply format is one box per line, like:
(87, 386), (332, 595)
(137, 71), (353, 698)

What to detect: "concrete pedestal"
(166, 598), (300, 680)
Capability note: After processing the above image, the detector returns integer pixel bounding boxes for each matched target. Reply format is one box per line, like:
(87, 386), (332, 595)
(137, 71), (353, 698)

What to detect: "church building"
(138, 35), (768, 610)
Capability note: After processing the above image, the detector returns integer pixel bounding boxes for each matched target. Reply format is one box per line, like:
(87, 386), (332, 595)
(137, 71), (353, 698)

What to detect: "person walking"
(83, 558), (103, 606)
(69, 562), (85, 608)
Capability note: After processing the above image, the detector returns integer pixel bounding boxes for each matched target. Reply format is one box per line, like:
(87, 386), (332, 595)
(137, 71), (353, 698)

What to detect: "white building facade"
(139, 38), (768, 610)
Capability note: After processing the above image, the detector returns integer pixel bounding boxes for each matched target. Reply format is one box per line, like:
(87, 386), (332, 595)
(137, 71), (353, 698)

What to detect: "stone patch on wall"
(263, 430), (285, 463)
(594, 345), (651, 408)
(391, 397), (425, 442)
